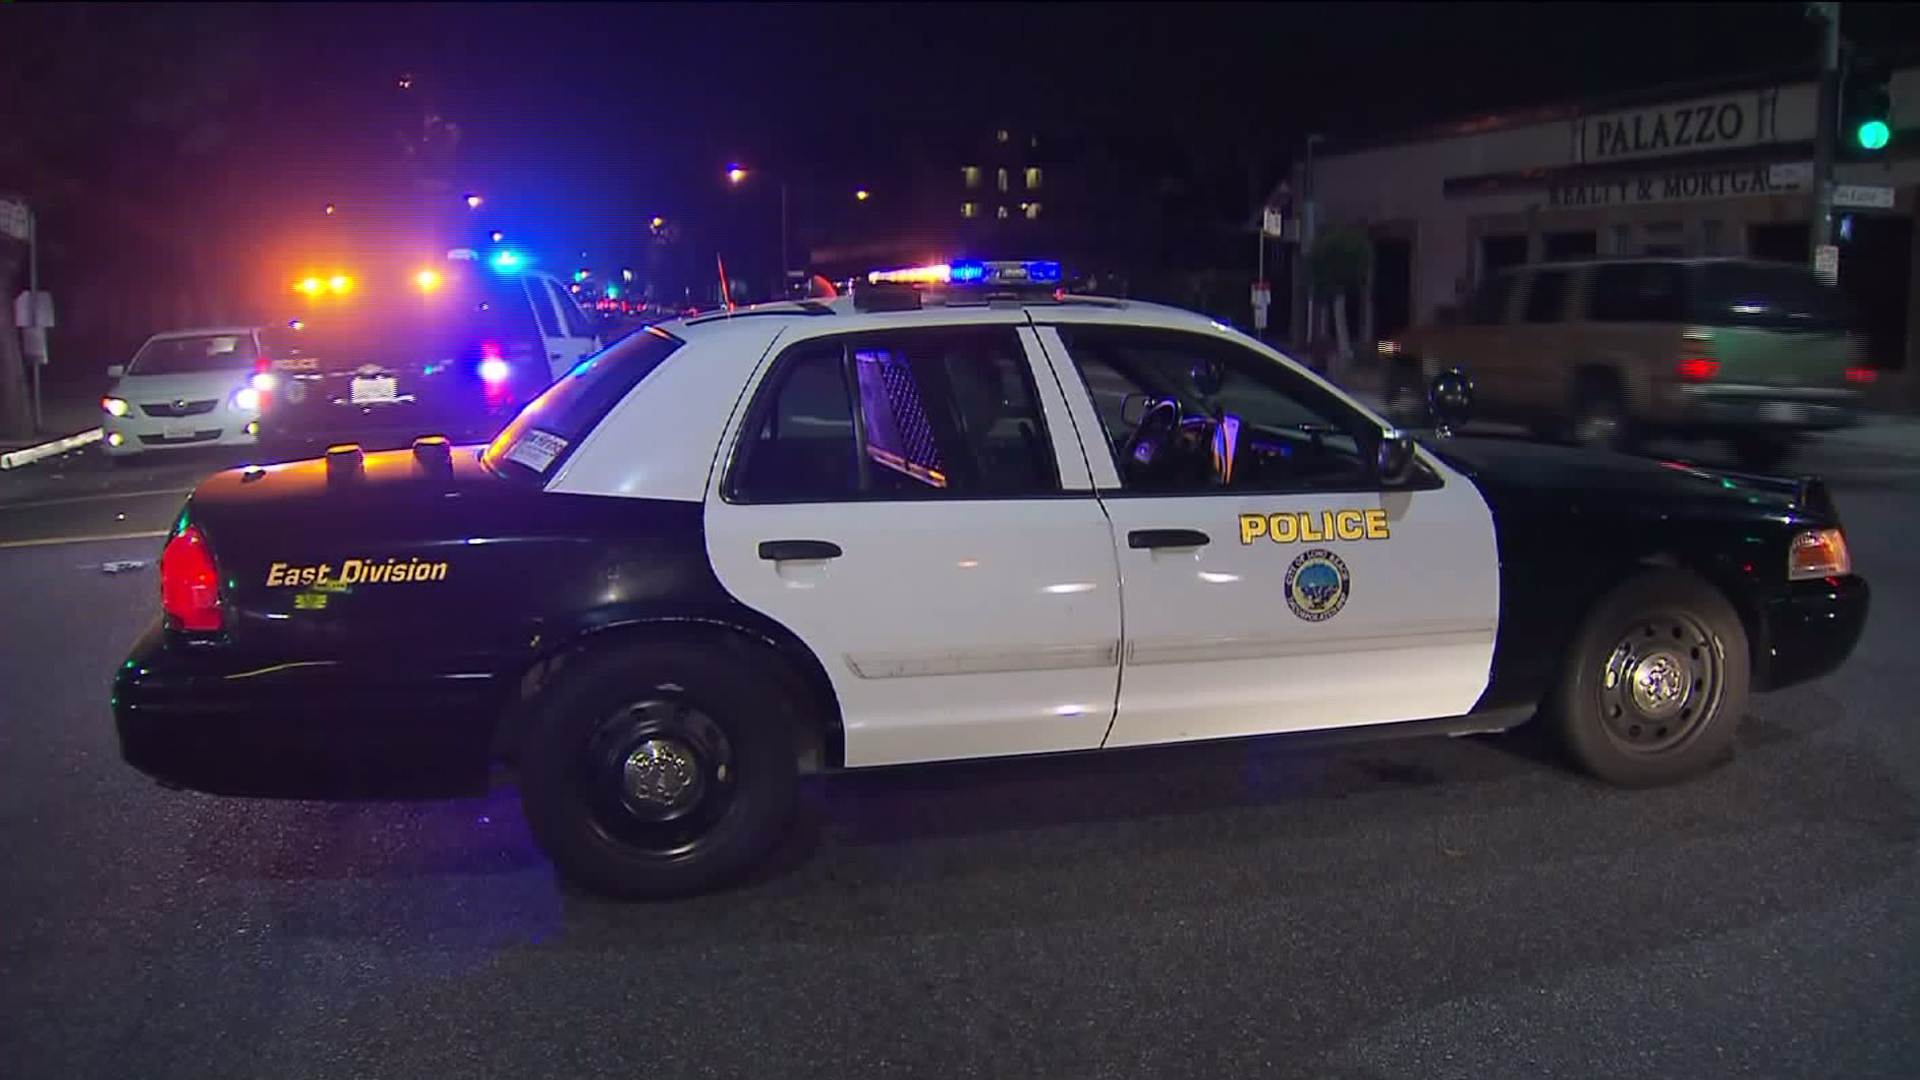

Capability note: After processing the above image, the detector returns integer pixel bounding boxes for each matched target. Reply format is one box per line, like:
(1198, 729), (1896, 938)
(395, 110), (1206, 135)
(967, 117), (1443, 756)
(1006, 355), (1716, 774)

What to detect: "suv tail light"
(1677, 341), (1719, 381)
(160, 524), (224, 632)
(1845, 366), (1878, 384)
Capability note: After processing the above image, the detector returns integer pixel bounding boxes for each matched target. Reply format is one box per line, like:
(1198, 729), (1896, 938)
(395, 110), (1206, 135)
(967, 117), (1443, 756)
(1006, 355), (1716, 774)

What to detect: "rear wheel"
(1549, 570), (1750, 787)
(1730, 434), (1798, 474)
(518, 641), (800, 899)
(1570, 379), (1634, 454)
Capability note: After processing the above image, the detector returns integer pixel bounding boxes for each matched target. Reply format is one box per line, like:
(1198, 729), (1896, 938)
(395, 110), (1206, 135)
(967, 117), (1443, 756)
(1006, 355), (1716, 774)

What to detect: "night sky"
(8, 1), (1920, 283)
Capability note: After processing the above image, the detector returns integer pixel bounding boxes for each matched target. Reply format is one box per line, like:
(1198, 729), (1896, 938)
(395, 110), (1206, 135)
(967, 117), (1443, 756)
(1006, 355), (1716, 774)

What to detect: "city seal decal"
(1284, 548), (1350, 622)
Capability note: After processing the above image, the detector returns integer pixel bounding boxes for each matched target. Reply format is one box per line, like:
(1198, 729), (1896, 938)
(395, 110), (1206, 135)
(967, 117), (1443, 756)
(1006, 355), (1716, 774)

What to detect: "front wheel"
(517, 641), (800, 899)
(1549, 570), (1750, 788)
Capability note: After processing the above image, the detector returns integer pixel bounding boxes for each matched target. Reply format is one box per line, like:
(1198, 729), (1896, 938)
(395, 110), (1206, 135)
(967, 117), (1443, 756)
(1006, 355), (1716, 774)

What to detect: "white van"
(102, 327), (267, 461)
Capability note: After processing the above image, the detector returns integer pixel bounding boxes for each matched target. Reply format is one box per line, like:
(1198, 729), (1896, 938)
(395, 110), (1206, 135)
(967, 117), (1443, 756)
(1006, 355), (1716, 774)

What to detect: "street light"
(725, 163), (790, 298)
(651, 216), (665, 230)
(855, 189), (870, 201)
(466, 194), (482, 209)
(324, 203), (336, 215)
(490, 230), (504, 243)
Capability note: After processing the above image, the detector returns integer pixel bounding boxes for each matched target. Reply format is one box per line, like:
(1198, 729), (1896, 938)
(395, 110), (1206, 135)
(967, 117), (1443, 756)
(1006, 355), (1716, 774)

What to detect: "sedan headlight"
(1788, 528), (1851, 580)
(102, 396), (130, 417)
(232, 387), (261, 411)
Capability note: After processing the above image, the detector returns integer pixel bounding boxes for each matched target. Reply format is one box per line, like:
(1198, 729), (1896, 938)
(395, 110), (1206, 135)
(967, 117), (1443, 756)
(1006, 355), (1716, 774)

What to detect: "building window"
(1611, 223), (1632, 255)
(961, 202), (979, 219)
(962, 166), (981, 190)
(1541, 230), (1596, 261)
(997, 205), (1009, 219)
(1700, 219), (1724, 255)
(1030, 135), (1039, 149)
(1642, 220), (1684, 258)
(1024, 166), (1043, 190)
(996, 129), (1010, 143)
(1024, 202), (1041, 220)
(996, 167), (1009, 193)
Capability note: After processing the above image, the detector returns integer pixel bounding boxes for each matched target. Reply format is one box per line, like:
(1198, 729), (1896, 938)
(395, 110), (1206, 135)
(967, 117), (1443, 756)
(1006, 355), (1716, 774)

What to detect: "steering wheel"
(1122, 398), (1184, 478)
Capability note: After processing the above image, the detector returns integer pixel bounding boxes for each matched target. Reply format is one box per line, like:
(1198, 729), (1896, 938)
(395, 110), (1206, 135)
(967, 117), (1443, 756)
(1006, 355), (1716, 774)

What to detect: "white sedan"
(101, 327), (266, 460)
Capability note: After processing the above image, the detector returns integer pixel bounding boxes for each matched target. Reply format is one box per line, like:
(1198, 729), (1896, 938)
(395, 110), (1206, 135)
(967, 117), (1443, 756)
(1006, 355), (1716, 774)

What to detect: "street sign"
(12, 290), (54, 328)
(1833, 184), (1895, 210)
(1261, 208), (1286, 238)
(1251, 281), (1271, 307)
(0, 199), (28, 242)
(1814, 244), (1839, 285)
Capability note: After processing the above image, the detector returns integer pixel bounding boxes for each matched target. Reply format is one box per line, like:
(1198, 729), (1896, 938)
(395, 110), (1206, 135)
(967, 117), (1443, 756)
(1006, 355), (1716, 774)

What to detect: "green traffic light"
(1857, 118), (1890, 151)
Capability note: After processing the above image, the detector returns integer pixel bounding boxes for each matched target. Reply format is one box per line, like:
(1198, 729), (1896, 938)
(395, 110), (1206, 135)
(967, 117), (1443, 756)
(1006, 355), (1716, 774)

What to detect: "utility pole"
(1299, 133), (1324, 354)
(1808, 1), (1842, 265)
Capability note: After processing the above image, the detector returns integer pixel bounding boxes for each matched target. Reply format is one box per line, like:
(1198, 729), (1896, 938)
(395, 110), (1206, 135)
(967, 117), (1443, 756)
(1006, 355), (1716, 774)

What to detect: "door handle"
(758, 539), (843, 561)
(1128, 528), (1210, 550)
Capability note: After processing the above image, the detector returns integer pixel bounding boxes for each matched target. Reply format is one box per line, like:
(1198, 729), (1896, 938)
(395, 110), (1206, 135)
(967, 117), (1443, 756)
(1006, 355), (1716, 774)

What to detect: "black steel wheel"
(519, 640), (800, 899)
(1550, 569), (1750, 787)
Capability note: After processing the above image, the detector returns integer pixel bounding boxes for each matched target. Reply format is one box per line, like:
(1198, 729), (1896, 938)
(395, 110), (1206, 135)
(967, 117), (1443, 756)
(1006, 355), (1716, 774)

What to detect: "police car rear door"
(525, 273), (602, 382)
(702, 313), (1122, 768)
(1031, 317), (1501, 748)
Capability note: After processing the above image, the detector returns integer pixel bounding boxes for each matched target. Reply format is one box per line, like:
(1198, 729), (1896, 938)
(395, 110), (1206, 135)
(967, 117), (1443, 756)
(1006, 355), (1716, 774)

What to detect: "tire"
(1730, 435), (1798, 474)
(1570, 379), (1634, 454)
(1384, 364), (1430, 429)
(518, 640), (801, 899)
(1549, 569), (1750, 788)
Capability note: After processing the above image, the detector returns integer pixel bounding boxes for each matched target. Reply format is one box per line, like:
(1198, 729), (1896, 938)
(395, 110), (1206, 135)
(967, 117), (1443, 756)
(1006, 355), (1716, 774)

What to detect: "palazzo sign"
(1547, 162), (1808, 209)
(1573, 90), (1781, 164)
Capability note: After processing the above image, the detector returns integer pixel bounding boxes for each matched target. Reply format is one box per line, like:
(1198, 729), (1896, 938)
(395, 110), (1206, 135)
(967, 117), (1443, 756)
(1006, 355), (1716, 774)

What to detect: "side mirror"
(106, 365), (125, 379)
(1429, 368), (1473, 436)
(1120, 393), (1176, 426)
(1374, 430), (1416, 486)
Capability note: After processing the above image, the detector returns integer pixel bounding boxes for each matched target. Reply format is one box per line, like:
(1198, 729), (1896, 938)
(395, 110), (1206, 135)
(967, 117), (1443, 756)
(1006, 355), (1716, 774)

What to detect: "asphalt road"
(3, 439), (1919, 1080)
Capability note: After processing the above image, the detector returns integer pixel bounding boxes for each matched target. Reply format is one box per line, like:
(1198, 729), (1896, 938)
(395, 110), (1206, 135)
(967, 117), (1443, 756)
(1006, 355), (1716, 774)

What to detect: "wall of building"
(1305, 68), (1920, 346)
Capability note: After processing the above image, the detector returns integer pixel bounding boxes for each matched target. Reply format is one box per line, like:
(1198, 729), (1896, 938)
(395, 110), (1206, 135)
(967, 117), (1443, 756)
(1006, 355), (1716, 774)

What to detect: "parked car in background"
(1384, 257), (1874, 470)
(100, 327), (266, 463)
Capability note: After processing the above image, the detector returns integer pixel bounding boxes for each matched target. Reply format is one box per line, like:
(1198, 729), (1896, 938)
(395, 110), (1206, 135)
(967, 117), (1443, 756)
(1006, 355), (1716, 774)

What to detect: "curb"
(0, 428), (104, 471)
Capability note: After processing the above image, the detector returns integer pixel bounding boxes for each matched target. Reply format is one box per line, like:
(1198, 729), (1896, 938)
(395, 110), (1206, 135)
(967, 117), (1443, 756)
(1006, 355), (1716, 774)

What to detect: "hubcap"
(1597, 615), (1722, 754)
(581, 697), (736, 854)
(622, 738), (703, 813)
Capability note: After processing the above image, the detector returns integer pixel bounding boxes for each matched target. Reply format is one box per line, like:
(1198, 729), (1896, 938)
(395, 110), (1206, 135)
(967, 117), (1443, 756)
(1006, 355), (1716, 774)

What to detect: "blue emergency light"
(866, 259), (1063, 287)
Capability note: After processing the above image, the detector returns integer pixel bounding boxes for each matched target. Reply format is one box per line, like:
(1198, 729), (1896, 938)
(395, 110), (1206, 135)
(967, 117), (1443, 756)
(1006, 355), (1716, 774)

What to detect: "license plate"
(163, 423), (196, 439)
(350, 376), (398, 404)
(1760, 401), (1808, 423)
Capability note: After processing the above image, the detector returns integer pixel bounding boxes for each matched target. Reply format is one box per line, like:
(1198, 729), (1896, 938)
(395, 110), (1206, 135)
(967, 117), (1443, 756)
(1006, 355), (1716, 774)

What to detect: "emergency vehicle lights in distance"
(415, 269), (442, 291)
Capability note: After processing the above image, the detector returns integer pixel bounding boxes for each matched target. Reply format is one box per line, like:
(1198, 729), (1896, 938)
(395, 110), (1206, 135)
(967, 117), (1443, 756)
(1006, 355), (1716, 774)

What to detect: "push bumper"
(113, 622), (509, 798)
(1754, 574), (1870, 692)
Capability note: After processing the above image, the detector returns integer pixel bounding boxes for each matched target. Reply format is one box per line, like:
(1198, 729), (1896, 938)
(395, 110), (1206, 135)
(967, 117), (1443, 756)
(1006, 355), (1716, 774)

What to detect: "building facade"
(1291, 65), (1920, 392)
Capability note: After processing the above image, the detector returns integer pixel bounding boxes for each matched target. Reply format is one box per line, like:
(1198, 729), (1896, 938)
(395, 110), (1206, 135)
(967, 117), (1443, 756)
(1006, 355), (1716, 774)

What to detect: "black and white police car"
(114, 259), (1870, 899)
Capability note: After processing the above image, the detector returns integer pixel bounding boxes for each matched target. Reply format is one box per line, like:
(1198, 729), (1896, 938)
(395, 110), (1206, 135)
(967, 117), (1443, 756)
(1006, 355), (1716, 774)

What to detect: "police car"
(113, 260), (1870, 899)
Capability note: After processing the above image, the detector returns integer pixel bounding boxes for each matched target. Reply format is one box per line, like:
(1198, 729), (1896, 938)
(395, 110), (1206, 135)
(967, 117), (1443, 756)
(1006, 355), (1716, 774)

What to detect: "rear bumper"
(113, 622), (509, 798)
(1754, 574), (1870, 692)
(1676, 384), (1863, 434)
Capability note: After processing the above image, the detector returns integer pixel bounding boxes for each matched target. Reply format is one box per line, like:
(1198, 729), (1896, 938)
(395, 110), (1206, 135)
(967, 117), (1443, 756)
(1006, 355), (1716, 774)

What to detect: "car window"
(1589, 262), (1688, 322)
(552, 282), (597, 338)
(1054, 326), (1380, 494)
(127, 334), (254, 376)
(482, 326), (682, 484)
(523, 277), (562, 338)
(727, 327), (1058, 503)
(1523, 269), (1570, 324)
(1693, 262), (1853, 332)
(1463, 273), (1515, 326)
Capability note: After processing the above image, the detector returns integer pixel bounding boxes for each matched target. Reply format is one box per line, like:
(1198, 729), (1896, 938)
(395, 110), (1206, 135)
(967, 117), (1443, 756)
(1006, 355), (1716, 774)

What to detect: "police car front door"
(1033, 322), (1501, 749)
(703, 320), (1122, 768)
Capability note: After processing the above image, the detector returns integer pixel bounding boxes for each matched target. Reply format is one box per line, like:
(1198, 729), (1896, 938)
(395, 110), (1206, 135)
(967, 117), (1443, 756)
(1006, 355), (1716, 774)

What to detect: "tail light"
(1677, 340), (1719, 382)
(160, 524), (224, 632)
(1845, 366), (1877, 384)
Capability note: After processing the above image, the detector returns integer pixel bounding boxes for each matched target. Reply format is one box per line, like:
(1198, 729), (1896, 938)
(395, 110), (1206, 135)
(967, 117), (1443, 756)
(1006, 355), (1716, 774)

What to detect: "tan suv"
(1385, 257), (1871, 470)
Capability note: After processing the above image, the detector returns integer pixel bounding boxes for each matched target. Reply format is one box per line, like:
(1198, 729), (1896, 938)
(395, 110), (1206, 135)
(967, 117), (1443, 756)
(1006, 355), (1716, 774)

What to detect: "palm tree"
(1305, 226), (1373, 375)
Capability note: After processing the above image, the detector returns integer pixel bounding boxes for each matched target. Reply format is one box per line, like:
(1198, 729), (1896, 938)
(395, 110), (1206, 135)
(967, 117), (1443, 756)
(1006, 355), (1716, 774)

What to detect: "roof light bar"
(867, 259), (1063, 288)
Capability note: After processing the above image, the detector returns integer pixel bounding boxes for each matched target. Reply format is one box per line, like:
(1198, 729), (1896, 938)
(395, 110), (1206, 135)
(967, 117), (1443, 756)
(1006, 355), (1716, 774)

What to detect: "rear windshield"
(482, 326), (684, 484)
(128, 333), (255, 375)
(1694, 262), (1854, 332)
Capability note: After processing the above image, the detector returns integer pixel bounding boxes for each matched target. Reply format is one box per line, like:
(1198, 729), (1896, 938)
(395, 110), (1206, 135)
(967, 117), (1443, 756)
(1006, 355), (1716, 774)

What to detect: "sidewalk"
(0, 395), (103, 452)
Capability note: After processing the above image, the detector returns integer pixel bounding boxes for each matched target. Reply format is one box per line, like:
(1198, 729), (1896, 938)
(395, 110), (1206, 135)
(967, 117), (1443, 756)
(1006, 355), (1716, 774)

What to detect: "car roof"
(144, 326), (262, 341)
(650, 292), (1229, 340)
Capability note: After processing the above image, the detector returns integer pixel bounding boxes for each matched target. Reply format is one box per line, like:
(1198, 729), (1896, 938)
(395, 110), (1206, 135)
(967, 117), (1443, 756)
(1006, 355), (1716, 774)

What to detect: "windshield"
(1694, 262), (1855, 332)
(482, 325), (684, 484)
(127, 333), (255, 376)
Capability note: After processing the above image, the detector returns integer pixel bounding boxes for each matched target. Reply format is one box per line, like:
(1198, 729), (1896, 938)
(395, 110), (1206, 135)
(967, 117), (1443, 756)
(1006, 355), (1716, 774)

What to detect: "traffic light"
(1842, 62), (1892, 155)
